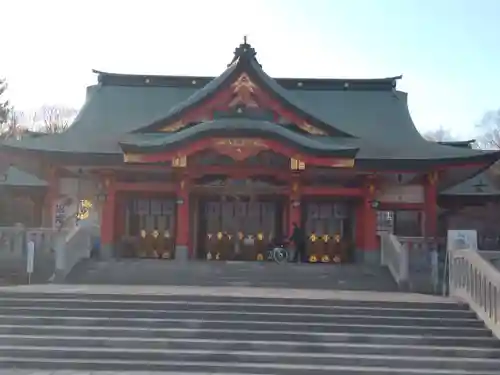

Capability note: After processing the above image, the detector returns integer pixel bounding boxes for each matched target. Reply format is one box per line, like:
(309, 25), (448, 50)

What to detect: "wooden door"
(305, 202), (351, 263)
(126, 198), (176, 259)
(201, 199), (279, 261)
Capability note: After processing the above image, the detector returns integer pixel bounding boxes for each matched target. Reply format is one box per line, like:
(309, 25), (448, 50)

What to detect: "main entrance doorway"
(121, 196), (177, 259)
(197, 197), (284, 261)
(303, 200), (355, 263)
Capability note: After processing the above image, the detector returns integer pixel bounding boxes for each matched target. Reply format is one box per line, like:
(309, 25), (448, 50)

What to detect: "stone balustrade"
(449, 248), (500, 339)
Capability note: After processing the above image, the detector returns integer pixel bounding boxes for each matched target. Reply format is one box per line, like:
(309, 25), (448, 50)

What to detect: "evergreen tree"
(0, 78), (10, 126)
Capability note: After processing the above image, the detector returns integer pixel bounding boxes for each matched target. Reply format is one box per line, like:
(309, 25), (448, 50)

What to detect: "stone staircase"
(0, 290), (499, 374)
(66, 259), (399, 291)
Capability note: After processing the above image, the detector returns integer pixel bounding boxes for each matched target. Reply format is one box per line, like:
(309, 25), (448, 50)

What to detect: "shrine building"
(2, 39), (500, 264)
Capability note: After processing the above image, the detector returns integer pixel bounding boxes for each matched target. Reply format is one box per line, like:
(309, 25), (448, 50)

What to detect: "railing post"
(448, 248), (500, 339)
(53, 230), (67, 283)
(380, 234), (386, 266)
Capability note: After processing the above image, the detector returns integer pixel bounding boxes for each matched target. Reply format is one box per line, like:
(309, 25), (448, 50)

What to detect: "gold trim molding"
(123, 153), (145, 163)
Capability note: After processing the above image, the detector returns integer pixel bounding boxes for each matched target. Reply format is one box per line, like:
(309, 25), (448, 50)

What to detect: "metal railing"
(449, 248), (500, 339)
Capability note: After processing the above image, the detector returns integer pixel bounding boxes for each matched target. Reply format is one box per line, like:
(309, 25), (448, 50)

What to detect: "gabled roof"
(135, 40), (356, 137)
(119, 119), (359, 158)
(1, 39), (500, 178)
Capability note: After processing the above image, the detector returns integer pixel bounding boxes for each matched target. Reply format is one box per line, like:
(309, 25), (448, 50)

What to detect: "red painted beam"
(302, 186), (363, 196)
(378, 202), (424, 211)
(129, 137), (354, 168)
(188, 165), (292, 180)
(115, 181), (176, 192)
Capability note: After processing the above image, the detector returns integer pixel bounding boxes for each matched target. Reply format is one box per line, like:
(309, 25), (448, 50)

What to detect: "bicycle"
(267, 242), (290, 264)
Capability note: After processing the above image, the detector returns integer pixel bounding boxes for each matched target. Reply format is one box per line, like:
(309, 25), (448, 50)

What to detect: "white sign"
(26, 241), (35, 275)
(447, 230), (478, 252)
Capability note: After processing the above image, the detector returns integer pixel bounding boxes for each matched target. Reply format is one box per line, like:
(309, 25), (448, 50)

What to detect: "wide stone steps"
(66, 259), (400, 291)
(0, 292), (499, 374)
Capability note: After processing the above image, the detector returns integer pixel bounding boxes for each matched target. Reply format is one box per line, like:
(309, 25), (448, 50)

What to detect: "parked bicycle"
(267, 239), (290, 264)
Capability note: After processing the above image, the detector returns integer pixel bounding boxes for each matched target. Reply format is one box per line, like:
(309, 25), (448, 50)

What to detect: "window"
(393, 210), (423, 237)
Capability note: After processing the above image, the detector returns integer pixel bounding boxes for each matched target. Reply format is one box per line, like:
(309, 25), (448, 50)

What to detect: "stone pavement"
(0, 372), (223, 375)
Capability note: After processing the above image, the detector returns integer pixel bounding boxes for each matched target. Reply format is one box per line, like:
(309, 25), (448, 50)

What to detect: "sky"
(1, 0), (499, 140)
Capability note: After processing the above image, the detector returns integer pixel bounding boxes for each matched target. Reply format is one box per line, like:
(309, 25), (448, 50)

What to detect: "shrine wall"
(54, 177), (100, 229)
(376, 185), (424, 203)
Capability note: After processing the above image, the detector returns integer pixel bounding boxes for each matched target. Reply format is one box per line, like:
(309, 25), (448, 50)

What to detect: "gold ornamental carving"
(427, 171), (439, 185)
(229, 73), (259, 108)
(212, 138), (269, 161)
(160, 120), (185, 133)
(299, 121), (326, 136)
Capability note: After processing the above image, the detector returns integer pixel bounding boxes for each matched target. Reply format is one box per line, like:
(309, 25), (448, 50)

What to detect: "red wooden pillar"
(359, 178), (378, 262)
(288, 178), (301, 236)
(100, 176), (116, 259)
(114, 193), (125, 242)
(43, 167), (58, 228)
(424, 171), (438, 237)
(175, 177), (190, 260)
(354, 203), (364, 250)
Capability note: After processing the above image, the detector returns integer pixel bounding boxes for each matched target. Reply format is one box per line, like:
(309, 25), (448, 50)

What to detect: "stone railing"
(380, 233), (409, 289)
(53, 223), (97, 282)
(0, 226), (69, 284)
(449, 248), (500, 339)
(398, 236), (440, 294)
(479, 250), (500, 270)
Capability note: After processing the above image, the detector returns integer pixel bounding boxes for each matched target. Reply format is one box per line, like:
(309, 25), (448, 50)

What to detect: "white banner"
(26, 241), (35, 274)
(447, 230), (478, 252)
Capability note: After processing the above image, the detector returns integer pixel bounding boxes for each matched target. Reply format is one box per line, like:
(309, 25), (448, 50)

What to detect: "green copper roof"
(0, 166), (47, 187)
(441, 170), (500, 196)
(120, 119), (359, 158)
(138, 50), (355, 137)
(1, 40), (500, 173)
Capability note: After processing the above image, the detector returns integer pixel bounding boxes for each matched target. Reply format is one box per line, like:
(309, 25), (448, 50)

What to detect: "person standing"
(290, 222), (306, 263)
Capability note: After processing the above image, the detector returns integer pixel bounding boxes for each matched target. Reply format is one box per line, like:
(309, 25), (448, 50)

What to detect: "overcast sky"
(1, 0), (499, 140)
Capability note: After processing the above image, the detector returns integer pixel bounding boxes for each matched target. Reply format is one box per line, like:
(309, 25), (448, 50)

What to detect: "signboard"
(26, 241), (35, 284)
(447, 230), (478, 252)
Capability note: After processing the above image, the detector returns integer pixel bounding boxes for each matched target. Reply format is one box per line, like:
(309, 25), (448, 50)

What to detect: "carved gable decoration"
(230, 73), (259, 108)
(212, 138), (269, 161)
(158, 72), (327, 136)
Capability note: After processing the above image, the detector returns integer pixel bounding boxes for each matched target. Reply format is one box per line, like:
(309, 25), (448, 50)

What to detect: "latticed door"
(126, 198), (176, 259)
(202, 199), (278, 261)
(304, 202), (352, 263)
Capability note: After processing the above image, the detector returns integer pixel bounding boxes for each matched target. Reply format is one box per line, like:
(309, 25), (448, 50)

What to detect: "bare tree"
(476, 108), (500, 149)
(40, 105), (74, 134)
(0, 80), (26, 140)
(0, 78), (9, 125)
(423, 126), (454, 142)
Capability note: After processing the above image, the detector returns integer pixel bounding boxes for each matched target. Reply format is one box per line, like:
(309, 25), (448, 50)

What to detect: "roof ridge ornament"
(228, 35), (258, 67)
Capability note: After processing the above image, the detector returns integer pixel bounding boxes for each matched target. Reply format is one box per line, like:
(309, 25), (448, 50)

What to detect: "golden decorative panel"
(159, 120), (185, 133)
(172, 155), (187, 168)
(299, 121), (327, 136)
(290, 157), (306, 170)
(331, 159), (355, 168)
(123, 153), (145, 163)
(212, 138), (269, 161)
